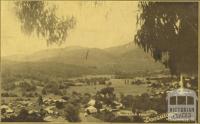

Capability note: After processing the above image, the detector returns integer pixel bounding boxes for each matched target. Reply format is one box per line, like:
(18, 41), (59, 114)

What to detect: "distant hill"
(2, 61), (98, 80)
(2, 43), (167, 79)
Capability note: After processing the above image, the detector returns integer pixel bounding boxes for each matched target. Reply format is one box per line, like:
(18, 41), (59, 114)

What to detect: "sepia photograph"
(1, 1), (199, 123)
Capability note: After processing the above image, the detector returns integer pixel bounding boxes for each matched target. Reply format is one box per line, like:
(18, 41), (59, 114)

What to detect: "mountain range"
(2, 42), (167, 78)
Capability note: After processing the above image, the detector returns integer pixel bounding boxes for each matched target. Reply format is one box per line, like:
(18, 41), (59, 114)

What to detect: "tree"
(41, 88), (47, 95)
(37, 95), (43, 106)
(121, 95), (134, 108)
(64, 103), (80, 122)
(17, 108), (29, 121)
(1, 108), (6, 115)
(97, 87), (116, 105)
(94, 100), (103, 112)
(135, 2), (198, 75)
(14, 1), (76, 45)
(55, 101), (64, 109)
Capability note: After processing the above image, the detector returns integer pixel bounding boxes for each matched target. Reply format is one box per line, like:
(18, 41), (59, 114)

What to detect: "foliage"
(94, 100), (103, 112)
(1, 61), (95, 83)
(22, 92), (36, 97)
(15, 1), (76, 45)
(62, 96), (70, 101)
(135, 2), (198, 75)
(2, 108), (45, 122)
(59, 83), (69, 89)
(43, 82), (63, 95)
(76, 77), (109, 85)
(93, 110), (115, 122)
(37, 95), (43, 106)
(1, 108), (6, 115)
(95, 87), (116, 105)
(128, 93), (167, 113)
(100, 87), (114, 95)
(55, 101), (64, 109)
(64, 103), (80, 122)
(81, 93), (91, 105)
(121, 95), (134, 108)
(19, 81), (37, 92)
(41, 88), (47, 95)
(2, 82), (16, 91)
(1, 92), (18, 97)
(1, 71), (18, 90)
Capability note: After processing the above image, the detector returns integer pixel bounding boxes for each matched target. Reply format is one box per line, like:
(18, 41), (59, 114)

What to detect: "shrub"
(64, 103), (80, 122)
(1, 92), (18, 97)
(41, 88), (47, 95)
(1, 108), (6, 115)
(55, 101), (64, 109)
(62, 96), (69, 101)
(1, 93), (9, 97)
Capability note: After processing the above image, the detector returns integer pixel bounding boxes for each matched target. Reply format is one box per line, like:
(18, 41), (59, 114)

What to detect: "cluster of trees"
(97, 87), (116, 104)
(1, 62), (93, 87)
(2, 82), (16, 91)
(1, 108), (45, 122)
(131, 80), (145, 85)
(19, 81), (37, 92)
(93, 109), (116, 122)
(76, 77), (110, 85)
(38, 91), (84, 122)
(120, 93), (166, 113)
(1, 71), (18, 91)
(93, 87), (167, 122)
(60, 92), (85, 122)
(22, 92), (39, 97)
(41, 81), (68, 96)
(64, 103), (81, 122)
(1, 92), (18, 97)
(94, 87), (117, 111)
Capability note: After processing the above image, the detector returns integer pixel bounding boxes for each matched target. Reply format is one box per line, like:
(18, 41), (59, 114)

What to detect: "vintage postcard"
(1, 1), (199, 123)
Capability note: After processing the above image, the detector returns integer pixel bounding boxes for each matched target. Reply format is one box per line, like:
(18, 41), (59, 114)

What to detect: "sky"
(1, 1), (138, 56)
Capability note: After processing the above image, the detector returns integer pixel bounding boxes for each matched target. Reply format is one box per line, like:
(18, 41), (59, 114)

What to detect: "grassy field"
(68, 79), (149, 96)
(2, 78), (150, 98)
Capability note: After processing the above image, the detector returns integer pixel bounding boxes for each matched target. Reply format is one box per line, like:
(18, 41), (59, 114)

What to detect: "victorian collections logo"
(166, 88), (197, 122)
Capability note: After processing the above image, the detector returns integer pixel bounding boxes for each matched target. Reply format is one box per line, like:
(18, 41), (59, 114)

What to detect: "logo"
(166, 88), (197, 122)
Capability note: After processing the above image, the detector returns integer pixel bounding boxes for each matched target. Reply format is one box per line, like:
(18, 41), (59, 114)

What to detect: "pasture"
(68, 78), (149, 96)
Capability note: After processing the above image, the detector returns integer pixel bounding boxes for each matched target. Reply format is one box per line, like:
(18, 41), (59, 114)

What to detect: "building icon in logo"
(166, 88), (197, 122)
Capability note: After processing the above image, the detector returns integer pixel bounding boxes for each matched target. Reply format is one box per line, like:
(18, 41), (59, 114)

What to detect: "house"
(85, 106), (97, 114)
(1, 105), (14, 113)
(19, 101), (30, 106)
(88, 99), (96, 106)
(28, 110), (39, 114)
(113, 101), (123, 109)
(44, 106), (55, 114)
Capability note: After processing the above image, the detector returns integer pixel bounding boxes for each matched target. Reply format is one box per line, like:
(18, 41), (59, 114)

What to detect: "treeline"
(76, 77), (110, 85)
(1, 61), (98, 84)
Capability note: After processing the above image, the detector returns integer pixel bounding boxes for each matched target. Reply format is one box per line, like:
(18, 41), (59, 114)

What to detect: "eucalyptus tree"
(15, 1), (76, 45)
(135, 2), (198, 76)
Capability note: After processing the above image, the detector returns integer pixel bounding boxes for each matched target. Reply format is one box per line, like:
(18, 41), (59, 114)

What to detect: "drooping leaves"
(135, 2), (198, 75)
(15, 1), (76, 45)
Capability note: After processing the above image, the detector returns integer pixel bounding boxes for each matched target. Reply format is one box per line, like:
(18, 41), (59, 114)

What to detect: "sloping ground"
(2, 43), (166, 77)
